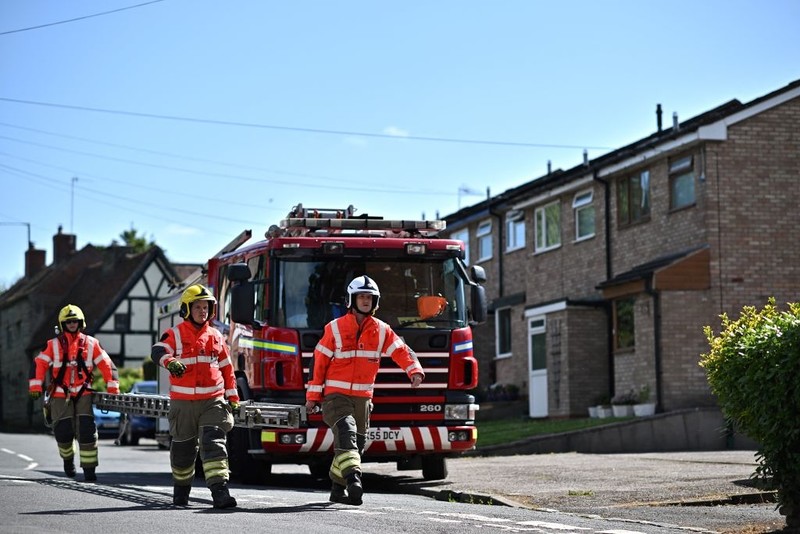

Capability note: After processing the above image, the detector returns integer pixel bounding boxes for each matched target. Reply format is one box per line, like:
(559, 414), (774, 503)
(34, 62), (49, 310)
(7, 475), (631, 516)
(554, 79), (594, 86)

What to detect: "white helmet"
(347, 275), (380, 312)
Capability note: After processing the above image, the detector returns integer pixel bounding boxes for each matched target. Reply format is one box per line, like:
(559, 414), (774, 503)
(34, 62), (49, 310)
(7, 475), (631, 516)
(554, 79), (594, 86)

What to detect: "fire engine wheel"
(308, 459), (330, 479)
(421, 455), (448, 481)
(228, 426), (272, 485)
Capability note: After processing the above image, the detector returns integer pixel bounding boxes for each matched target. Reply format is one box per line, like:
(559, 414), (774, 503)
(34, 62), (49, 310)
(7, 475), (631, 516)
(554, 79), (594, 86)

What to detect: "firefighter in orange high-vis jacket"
(305, 275), (425, 506)
(150, 284), (239, 509)
(28, 304), (120, 482)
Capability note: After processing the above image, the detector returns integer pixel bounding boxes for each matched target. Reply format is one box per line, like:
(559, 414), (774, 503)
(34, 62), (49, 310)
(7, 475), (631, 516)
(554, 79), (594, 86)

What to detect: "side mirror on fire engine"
(228, 263), (256, 325)
(469, 265), (487, 325)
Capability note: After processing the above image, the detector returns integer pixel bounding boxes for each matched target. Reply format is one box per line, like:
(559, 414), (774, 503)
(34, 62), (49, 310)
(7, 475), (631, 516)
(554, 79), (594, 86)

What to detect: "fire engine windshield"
(275, 258), (467, 330)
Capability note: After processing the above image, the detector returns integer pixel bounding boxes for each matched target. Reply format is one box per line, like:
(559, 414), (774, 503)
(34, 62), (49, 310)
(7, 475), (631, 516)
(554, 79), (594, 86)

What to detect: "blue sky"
(1, 0), (798, 288)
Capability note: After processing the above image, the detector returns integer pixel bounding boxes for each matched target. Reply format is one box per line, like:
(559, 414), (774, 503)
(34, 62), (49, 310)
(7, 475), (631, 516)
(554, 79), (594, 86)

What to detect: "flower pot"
(633, 403), (656, 416)
(612, 404), (634, 417)
(596, 406), (614, 419)
(588, 406), (599, 418)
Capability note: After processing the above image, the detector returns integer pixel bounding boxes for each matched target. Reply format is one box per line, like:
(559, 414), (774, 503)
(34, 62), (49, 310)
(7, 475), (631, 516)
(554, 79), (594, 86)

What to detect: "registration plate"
(366, 428), (401, 441)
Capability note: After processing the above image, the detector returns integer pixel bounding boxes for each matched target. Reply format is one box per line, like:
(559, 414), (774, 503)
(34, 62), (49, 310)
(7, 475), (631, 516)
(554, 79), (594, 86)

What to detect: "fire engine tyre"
(308, 459), (331, 479)
(421, 455), (448, 481)
(228, 426), (271, 485)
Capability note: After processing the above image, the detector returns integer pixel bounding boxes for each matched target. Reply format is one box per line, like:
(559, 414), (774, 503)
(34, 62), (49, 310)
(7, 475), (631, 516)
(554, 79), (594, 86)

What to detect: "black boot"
(329, 482), (350, 504)
(63, 458), (76, 478)
(173, 484), (191, 506)
(346, 473), (363, 506)
(83, 467), (96, 482)
(210, 482), (237, 509)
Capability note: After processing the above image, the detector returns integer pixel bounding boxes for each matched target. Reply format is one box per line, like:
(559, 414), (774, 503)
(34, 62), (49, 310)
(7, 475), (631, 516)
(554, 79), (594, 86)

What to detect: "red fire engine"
(168, 204), (487, 483)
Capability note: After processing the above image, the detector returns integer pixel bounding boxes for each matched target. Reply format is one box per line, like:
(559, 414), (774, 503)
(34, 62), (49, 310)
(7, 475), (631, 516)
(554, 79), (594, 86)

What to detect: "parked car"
(93, 405), (122, 438)
(116, 380), (157, 445)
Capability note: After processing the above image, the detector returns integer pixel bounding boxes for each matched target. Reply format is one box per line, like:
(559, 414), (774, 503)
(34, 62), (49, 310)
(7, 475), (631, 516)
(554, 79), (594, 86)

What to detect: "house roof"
(0, 244), (181, 353)
(444, 77), (800, 226)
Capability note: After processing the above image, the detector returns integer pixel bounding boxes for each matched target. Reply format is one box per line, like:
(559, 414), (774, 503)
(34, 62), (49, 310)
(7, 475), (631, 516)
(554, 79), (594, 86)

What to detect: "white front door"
(528, 317), (548, 418)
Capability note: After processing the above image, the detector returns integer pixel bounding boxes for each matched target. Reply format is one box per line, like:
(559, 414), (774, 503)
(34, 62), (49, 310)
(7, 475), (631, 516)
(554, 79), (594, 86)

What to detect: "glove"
(167, 359), (186, 378)
(29, 390), (42, 400)
(410, 373), (423, 388)
(229, 400), (240, 411)
(305, 400), (321, 414)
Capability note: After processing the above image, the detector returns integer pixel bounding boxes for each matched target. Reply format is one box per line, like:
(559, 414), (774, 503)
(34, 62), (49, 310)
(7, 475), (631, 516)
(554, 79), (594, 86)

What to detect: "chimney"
(53, 225), (76, 264)
(547, 160), (552, 174)
(673, 112), (680, 131)
(583, 149), (589, 166)
(656, 104), (663, 132)
(25, 242), (46, 278)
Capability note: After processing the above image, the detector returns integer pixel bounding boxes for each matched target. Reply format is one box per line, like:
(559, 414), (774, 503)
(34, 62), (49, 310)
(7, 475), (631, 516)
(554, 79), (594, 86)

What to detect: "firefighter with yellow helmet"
(150, 284), (239, 509)
(28, 304), (120, 482)
(305, 275), (425, 505)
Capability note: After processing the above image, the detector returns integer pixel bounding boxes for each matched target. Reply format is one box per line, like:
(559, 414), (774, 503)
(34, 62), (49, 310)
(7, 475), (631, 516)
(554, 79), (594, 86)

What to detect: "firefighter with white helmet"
(150, 284), (240, 509)
(29, 304), (120, 482)
(306, 275), (425, 505)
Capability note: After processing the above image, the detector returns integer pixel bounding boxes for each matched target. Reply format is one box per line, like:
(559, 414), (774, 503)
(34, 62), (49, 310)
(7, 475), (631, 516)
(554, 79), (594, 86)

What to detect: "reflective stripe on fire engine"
(287, 426), (454, 453)
(171, 384), (224, 395)
(452, 340), (473, 353)
(251, 339), (297, 354)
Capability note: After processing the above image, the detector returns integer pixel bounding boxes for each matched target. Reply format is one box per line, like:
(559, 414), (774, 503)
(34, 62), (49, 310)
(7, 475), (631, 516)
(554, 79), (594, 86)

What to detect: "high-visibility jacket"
(152, 320), (239, 403)
(306, 311), (424, 402)
(29, 332), (120, 398)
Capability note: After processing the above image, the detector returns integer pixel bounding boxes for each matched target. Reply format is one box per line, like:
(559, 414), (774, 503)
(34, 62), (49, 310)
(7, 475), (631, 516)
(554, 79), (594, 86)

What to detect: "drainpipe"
(487, 195), (504, 298)
(646, 280), (663, 412)
(592, 168), (614, 396)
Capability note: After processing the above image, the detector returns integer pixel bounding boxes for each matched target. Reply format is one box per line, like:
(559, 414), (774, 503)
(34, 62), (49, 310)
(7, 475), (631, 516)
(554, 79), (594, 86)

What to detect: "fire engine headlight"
(279, 433), (306, 445)
(444, 403), (479, 420)
(447, 430), (470, 442)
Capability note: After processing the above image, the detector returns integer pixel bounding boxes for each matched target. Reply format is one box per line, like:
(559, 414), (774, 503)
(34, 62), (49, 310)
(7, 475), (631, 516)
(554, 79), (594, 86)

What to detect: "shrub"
(700, 298), (800, 528)
(611, 389), (638, 405)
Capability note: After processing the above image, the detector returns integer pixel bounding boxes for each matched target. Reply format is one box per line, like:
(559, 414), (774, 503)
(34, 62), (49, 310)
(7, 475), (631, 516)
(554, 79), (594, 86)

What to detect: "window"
(614, 298), (635, 350)
(572, 190), (595, 240)
(451, 228), (470, 265)
(476, 220), (492, 262)
(505, 210), (525, 251)
(669, 155), (695, 210)
(535, 201), (561, 252)
(617, 170), (650, 226)
(114, 313), (130, 332)
(496, 307), (512, 358)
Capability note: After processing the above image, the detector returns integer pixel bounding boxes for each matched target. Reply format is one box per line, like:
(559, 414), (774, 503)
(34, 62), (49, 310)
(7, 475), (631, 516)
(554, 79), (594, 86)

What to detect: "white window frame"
(476, 219), (492, 262)
(505, 210), (525, 252)
(450, 228), (470, 265)
(572, 189), (595, 241)
(495, 306), (512, 359)
(535, 201), (561, 253)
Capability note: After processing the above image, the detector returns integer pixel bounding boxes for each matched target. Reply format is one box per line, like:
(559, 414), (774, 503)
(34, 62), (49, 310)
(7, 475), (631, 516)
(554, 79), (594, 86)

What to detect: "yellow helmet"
(58, 304), (85, 330)
(179, 284), (216, 319)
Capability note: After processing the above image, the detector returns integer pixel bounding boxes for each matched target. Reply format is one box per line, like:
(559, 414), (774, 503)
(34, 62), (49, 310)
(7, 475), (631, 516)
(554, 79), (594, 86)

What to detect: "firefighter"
(28, 304), (120, 482)
(150, 284), (239, 509)
(305, 275), (425, 505)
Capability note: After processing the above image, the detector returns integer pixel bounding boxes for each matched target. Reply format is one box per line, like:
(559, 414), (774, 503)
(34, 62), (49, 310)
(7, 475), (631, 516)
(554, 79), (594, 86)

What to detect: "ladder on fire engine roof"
(270, 203), (447, 238)
(93, 392), (305, 429)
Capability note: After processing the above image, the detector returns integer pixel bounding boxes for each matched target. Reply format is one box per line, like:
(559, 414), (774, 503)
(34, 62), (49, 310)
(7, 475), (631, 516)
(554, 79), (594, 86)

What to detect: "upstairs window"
(450, 228), (470, 265)
(572, 190), (595, 241)
(476, 220), (492, 262)
(505, 210), (525, 252)
(669, 155), (695, 210)
(617, 170), (650, 226)
(535, 201), (561, 252)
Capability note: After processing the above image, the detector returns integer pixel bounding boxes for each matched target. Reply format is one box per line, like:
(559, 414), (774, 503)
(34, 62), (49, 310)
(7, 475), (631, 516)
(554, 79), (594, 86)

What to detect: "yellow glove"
(167, 360), (186, 378)
(29, 390), (42, 400)
(229, 400), (240, 411)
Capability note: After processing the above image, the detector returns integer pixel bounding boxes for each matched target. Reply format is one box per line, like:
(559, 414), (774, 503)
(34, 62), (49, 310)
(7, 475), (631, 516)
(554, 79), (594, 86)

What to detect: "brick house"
(444, 79), (800, 418)
(0, 227), (195, 429)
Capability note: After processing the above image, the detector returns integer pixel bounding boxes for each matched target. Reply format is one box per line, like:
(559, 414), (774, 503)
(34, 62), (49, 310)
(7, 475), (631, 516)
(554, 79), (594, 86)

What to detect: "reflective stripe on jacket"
(306, 311), (424, 402)
(29, 332), (120, 397)
(152, 320), (239, 402)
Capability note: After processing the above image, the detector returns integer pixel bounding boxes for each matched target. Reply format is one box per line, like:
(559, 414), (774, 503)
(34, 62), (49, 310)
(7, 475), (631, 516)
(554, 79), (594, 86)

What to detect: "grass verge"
(476, 415), (632, 448)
